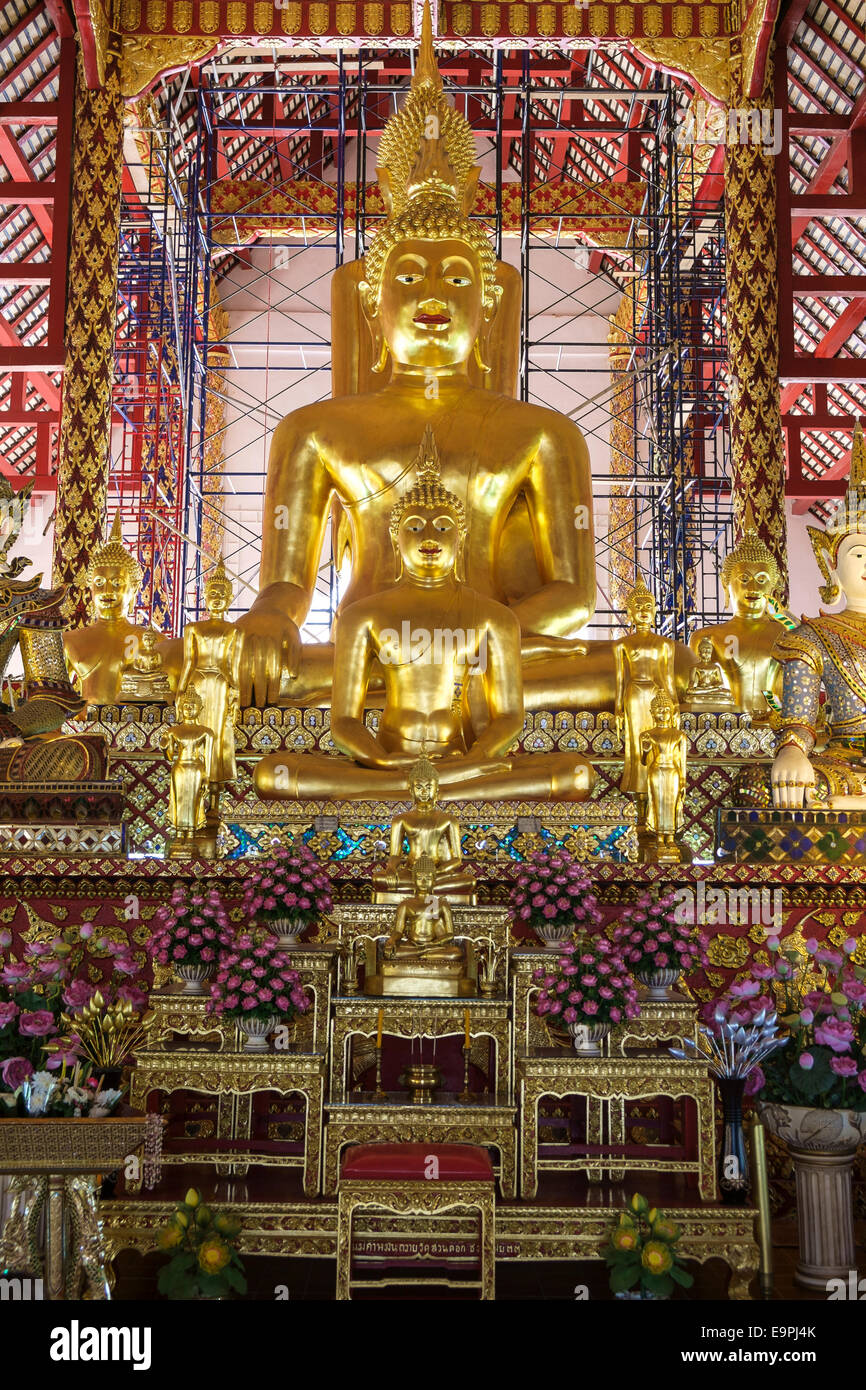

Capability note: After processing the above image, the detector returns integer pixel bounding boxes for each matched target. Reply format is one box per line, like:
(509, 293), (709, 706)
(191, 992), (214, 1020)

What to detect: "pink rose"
(18, 1010), (57, 1037)
(1, 1056), (34, 1089)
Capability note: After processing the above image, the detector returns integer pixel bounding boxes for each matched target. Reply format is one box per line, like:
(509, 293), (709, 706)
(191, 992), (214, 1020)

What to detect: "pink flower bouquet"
(533, 937), (639, 1029)
(507, 849), (603, 945)
(207, 934), (310, 1022)
(148, 884), (234, 969)
(612, 891), (709, 983)
(243, 846), (334, 939)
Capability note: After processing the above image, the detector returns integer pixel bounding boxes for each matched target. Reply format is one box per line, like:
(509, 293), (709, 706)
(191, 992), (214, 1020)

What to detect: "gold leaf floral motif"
(254, 0), (273, 32)
(174, 0), (193, 32)
(614, 5), (634, 35)
(392, 3), (411, 33)
(482, 3), (500, 35)
(146, 0), (166, 30)
(363, 2), (383, 33)
(537, 4), (555, 35)
(562, 4), (582, 34)
(280, 2), (302, 32)
(120, 0), (140, 30)
(589, 4), (608, 36)
(336, 2), (355, 33)
(700, 7), (718, 36)
(642, 4), (663, 36)
(199, 0), (219, 30)
(226, 1), (246, 33)
(706, 934), (751, 969)
(509, 4), (528, 35)
(672, 6), (693, 37)
(452, 3), (471, 32)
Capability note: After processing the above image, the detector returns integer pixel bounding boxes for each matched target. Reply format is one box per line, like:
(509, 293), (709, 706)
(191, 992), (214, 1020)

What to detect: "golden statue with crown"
(771, 423), (866, 810)
(234, 4), (611, 719)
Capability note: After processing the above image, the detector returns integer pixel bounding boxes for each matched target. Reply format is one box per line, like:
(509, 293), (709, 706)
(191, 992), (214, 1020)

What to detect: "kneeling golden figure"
(372, 751), (476, 903)
(254, 431), (595, 803)
(368, 854), (471, 997)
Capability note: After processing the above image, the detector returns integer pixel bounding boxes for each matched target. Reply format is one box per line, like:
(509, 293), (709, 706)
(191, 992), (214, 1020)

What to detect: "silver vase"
(636, 967), (681, 1000)
(533, 921), (573, 950)
(567, 1021), (611, 1056)
(270, 915), (306, 949)
(237, 1014), (278, 1053)
(174, 961), (215, 996)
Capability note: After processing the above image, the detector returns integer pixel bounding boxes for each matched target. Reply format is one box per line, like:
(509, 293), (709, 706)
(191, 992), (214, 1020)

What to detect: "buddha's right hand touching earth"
(235, 606), (301, 707)
(771, 743), (816, 810)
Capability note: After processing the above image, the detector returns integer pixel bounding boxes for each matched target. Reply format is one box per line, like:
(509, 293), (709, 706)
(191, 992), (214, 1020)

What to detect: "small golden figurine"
(682, 635), (735, 711)
(117, 626), (173, 702)
(639, 689), (690, 863)
(177, 558), (240, 798)
(372, 752), (476, 903)
(63, 516), (145, 709)
(159, 685), (214, 857)
(614, 577), (678, 825)
(689, 503), (783, 718)
(367, 855), (471, 997)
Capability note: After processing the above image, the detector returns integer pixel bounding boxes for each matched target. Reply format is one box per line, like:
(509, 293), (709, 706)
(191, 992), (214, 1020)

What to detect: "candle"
(464, 1009), (471, 1049)
(376, 1008), (383, 1049)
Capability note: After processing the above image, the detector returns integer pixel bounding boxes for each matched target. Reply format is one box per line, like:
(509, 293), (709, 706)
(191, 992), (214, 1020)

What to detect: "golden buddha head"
(808, 422), (866, 606)
(721, 503), (779, 618)
(697, 635), (715, 664)
(390, 427), (467, 579)
(651, 689), (675, 726)
(624, 576), (655, 632)
(177, 684), (204, 722)
(86, 515), (143, 622)
(359, 4), (500, 374)
(204, 556), (233, 616)
(412, 852), (437, 893)
(409, 750), (439, 806)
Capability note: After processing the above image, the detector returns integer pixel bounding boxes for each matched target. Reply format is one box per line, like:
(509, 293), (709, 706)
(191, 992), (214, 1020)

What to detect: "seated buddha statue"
(771, 425), (866, 811)
(682, 635), (735, 711)
(372, 751), (476, 903)
(689, 504), (784, 719)
(254, 431), (595, 803)
(64, 516), (179, 710)
(235, 6), (623, 717)
(370, 854), (470, 997)
(117, 626), (173, 702)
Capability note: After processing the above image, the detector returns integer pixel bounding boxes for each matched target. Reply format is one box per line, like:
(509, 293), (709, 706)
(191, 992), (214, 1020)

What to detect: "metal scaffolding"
(112, 43), (731, 643)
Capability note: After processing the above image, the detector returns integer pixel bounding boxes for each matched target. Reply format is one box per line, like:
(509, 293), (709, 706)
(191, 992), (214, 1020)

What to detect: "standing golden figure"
(159, 685), (214, 855)
(178, 558), (240, 794)
(234, 4), (597, 717)
(771, 426), (866, 810)
(614, 577), (678, 824)
(63, 516), (145, 709)
(254, 433), (595, 802)
(372, 750), (477, 903)
(640, 689), (690, 863)
(689, 504), (783, 718)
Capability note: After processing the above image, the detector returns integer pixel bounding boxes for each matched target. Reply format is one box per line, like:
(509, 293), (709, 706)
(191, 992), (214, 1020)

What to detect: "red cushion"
(340, 1142), (494, 1181)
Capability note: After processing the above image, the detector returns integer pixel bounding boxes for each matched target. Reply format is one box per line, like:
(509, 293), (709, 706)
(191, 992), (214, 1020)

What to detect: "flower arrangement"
(242, 845), (334, 935)
(2, 1067), (124, 1118)
(611, 891), (709, 982)
(533, 937), (639, 1029)
(207, 933), (310, 1021)
(720, 937), (866, 1111)
(507, 849), (602, 944)
(0, 923), (143, 1096)
(605, 1193), (694, 1298)
(148, 884), (234, 970)
(156, 1187), (246, 1300)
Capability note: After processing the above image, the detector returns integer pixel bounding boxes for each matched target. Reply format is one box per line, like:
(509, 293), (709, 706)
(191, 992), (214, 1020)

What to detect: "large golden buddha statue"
(771, 426), (866, 810)
(254, 432), (595, 802)
(689, 504), (783, 718)
(235, 6), (599, 713)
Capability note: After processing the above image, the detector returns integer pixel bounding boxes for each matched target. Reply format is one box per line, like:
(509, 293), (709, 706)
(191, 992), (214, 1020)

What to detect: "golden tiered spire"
(389, 427), (467, 543)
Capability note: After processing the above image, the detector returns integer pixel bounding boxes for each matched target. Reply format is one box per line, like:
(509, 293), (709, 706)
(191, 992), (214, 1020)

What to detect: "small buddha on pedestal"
(372, 752), (477, 904)
(366, 855), (472, 997)
(682, 636), (735, 712)
(118, 627), (173, 702)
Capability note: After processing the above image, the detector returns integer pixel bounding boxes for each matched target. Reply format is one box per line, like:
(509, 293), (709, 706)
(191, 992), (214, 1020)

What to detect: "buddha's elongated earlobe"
(473, 337), (491, 375)
(373, 338), (390, 374)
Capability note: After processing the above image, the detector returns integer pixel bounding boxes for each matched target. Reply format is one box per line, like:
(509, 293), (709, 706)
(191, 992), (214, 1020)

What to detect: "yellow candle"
(464, 1009), (471, 1049)
(376, 1009), (383, 1048)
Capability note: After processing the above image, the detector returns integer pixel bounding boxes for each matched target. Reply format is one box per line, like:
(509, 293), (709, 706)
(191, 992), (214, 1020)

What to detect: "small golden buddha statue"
(614, 577), (678, 825)
(234, 5), (597, 713)
(689, 504), (783, 718)
(639, 689), (690, 863)
(368, 854), (471, 997)
(772, 424), (866, 811)
(159, 685), (214, 856)
(372, 751), (477, 903)
(254, 432), (595, 802)
(118, 626), (173, 702)
(682, 635), (735, 711)
(178, 558), (240, 795)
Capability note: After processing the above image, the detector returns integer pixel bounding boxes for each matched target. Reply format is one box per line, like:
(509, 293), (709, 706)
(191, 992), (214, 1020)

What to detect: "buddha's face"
(629, 598), (655, 632)
(178, 693), (200, 723)
(726, 563), (773, 619)
(832, 533), (866, 609)
(416, 872), (435, 896)
(376, 239), (486, 370)
(653, 703), (672, 727)
(397, 503), (460, 581)
(205, 579), (231, 616)
(90, 563), (133, 621)
(698, 637), (714, 663)
(411, 775), (437, 805)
